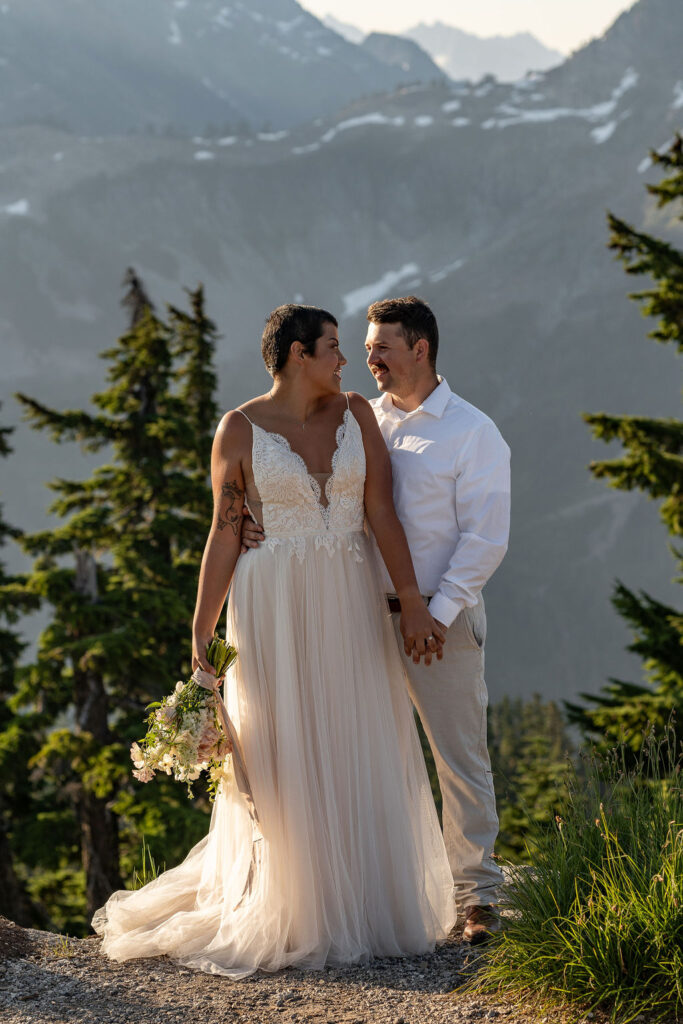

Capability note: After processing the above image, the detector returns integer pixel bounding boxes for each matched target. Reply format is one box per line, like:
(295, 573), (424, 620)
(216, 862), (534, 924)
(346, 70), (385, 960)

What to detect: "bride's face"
(307, 321), (347, 393)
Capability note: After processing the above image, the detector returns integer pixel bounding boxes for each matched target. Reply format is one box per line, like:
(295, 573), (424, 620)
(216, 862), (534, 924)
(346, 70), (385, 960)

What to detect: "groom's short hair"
(262, 304), (338, 377)
(367, 296), (438, 367)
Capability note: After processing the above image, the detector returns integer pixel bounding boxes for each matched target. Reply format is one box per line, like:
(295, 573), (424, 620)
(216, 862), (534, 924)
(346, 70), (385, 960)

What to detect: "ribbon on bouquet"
(191, 667), (261, 830)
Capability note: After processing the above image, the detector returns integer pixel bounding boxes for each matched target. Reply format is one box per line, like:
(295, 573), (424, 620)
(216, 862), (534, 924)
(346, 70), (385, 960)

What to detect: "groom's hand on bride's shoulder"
(240, 506), (264, 553)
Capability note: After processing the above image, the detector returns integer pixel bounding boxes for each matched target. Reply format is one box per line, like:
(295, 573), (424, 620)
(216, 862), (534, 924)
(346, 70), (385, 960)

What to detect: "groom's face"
(364, 322), (416, 397)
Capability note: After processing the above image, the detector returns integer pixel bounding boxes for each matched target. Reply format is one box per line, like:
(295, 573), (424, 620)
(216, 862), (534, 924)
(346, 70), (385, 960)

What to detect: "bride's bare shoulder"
(346, 392), (376, 426)
(214, 394), (268, 452)
(217, 395), (271, 434)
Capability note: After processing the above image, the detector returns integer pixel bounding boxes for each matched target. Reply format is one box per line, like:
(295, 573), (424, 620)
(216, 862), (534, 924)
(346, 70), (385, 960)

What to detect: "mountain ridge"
(404, 20), (565, 82)
(0, 0), (434, 134)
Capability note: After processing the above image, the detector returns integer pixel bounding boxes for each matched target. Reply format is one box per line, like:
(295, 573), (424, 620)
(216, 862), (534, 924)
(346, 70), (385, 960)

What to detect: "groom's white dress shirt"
(370, 377), (511, 629)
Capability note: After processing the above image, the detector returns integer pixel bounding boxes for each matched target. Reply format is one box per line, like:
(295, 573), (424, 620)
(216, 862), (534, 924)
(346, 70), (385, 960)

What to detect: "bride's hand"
(192, 632), (217, 676)
(399, 596), (446, 666)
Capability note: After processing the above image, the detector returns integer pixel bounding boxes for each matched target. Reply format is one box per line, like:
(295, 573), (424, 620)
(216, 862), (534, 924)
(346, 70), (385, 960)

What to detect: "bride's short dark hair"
(262, 304), (338, 377)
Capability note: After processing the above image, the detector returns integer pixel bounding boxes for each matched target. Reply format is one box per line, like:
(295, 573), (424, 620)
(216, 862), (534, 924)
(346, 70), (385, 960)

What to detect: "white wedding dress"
(93, 400), (455, 978)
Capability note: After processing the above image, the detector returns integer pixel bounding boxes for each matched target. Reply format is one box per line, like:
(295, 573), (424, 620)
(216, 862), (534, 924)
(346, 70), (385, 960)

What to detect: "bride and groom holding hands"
(94, 295), (511, 977)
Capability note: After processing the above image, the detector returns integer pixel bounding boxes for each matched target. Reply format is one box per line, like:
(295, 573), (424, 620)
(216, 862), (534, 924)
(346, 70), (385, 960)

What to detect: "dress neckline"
(251, 408), (353, 522)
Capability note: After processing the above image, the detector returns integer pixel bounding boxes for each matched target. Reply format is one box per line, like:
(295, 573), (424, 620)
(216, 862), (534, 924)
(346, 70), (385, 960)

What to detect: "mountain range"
(0, 0), (430, 134)
(324, 14), (565, 83)
(404, 23), (565, 83)
(1, 0), (681, 703)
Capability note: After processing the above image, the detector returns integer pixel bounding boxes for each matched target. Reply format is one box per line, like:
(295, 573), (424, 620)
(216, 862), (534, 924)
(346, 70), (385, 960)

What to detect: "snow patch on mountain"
(429, 258), (465, 283)
(482, 67), (639, 132)
(672, 81), (683, 110)
(212, 7), (233, 30)
(277, 16), (304, 34)
(343, 264), (420, 318)
(321, 113), (405, 145)
(258, 131), (288, 142)
(591, 121), (617, 144)
(638, 135), (677, 173)
(4, 199), (29, 215)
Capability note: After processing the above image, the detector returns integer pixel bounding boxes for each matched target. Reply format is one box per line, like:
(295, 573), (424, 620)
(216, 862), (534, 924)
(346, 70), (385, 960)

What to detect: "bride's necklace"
(268, 390), (311, 430)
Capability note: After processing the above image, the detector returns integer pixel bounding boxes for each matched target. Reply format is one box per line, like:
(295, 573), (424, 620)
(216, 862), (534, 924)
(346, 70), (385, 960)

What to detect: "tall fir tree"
(7, 272), (221, 928)
(566, 134), (683, 755)
(0, 409), (44, 926)
(168, 285), (220, 553)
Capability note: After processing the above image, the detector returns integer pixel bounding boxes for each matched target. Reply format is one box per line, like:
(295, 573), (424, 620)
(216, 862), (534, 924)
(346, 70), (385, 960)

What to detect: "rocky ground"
(0, 916), (574, 1024)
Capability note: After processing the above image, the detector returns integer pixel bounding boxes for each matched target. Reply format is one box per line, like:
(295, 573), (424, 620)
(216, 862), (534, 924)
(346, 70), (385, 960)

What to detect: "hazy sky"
(305, 0), (636, 54)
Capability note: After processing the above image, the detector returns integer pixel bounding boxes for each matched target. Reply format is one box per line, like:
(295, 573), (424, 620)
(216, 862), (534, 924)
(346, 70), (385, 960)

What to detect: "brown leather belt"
(386, 595), (429, 614)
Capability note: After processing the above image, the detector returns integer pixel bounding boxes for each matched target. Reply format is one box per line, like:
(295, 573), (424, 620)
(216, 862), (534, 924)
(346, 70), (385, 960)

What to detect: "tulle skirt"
(93, 531), (455, 978)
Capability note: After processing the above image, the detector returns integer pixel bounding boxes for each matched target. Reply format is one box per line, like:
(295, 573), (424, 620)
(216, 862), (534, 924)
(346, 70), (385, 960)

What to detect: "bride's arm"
(349, 393), (445, 664)
(192, 411), (251, 675)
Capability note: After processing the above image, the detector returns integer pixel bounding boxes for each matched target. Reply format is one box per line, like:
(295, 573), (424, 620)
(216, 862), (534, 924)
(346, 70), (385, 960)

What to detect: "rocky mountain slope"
(1, 0), (681, 701)
(361, 32), (446, 83)
(0, 0), (428, 134)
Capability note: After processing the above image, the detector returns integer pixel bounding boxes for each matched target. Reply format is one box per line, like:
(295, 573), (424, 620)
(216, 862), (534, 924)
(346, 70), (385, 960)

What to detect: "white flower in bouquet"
(130, 634), (238, 799)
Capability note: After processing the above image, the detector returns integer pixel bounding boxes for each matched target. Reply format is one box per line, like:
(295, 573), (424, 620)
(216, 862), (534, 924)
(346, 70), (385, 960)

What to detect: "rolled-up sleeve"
(428, 421), (510, 629)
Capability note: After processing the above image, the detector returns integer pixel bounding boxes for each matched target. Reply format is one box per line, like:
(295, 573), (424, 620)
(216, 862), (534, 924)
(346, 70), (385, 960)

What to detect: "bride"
(93, 304), (455, 978)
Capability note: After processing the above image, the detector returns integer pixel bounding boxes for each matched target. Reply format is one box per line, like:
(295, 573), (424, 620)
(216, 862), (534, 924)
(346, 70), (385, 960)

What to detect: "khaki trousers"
(391, 592), (503, 911)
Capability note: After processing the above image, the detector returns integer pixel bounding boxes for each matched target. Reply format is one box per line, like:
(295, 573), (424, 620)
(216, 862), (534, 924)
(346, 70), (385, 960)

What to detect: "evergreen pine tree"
(0, 409), (44, 925)
(566, 135), (683, 755)
(168, 285), (220, 544)
(8, 272), (220, 927)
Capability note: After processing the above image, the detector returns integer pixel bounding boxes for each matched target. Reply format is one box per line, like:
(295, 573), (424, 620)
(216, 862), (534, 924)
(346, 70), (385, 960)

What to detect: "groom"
(243, 296), (510, 943)
(364, 296), (510, 944)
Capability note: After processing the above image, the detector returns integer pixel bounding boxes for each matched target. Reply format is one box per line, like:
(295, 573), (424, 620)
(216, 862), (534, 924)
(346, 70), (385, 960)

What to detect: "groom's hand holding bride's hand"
(399, 591), (446, 666)
(241, 507), (264, 553)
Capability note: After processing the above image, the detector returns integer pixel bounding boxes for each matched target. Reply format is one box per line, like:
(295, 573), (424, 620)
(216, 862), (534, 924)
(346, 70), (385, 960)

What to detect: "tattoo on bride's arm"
(217, 479), (244, 535)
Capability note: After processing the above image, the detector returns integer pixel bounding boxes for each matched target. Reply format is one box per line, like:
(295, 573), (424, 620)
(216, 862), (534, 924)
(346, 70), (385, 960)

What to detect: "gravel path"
(0, 917), (569, 1024)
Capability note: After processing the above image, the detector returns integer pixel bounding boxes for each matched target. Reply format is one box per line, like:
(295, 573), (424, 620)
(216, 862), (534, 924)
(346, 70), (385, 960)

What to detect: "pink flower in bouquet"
(197, 719), (223, 763)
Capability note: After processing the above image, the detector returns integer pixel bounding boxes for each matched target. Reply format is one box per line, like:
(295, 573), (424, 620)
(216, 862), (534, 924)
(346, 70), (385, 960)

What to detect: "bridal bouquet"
(130, 635), (238, 801)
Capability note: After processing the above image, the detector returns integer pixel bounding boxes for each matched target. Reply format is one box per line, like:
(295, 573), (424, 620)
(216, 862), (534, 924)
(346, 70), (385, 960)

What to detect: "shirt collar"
(377, 376), (452, 420)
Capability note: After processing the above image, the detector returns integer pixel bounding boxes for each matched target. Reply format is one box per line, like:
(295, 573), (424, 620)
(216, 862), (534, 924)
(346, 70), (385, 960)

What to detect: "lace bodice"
(244, 405), (366, 561)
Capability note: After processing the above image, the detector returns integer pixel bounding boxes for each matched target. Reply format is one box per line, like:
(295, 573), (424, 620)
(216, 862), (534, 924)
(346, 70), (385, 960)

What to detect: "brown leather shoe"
(462, 905), (501, 945)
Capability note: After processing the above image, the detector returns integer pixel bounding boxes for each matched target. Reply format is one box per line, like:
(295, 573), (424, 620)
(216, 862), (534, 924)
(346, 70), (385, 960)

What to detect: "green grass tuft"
(131, 836), (165, 890)
(476, 729), (683, 1023)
